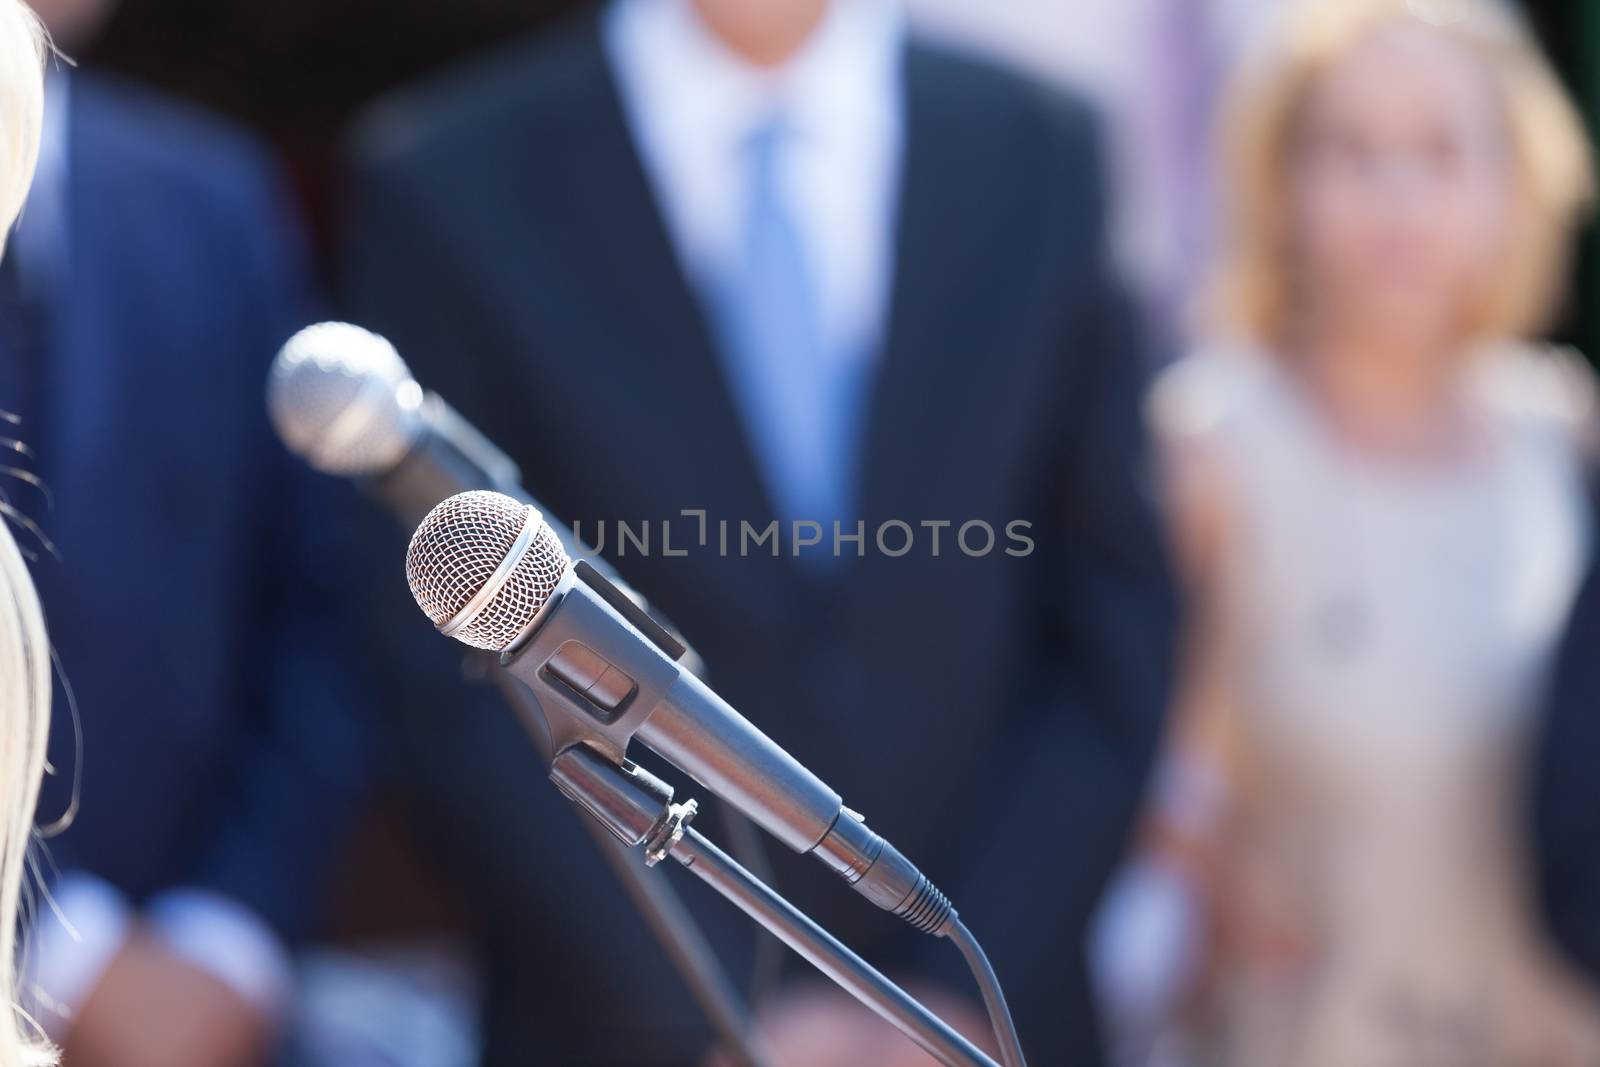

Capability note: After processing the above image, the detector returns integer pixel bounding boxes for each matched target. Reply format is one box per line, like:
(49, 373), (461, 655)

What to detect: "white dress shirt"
(29, 875), (293, 1035)
(602, 0), (904, 450)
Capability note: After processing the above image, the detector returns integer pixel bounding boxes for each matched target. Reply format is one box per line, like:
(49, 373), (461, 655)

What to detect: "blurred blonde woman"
(0, 1), (52, 1065)
(1146, 0), (1600, 1064)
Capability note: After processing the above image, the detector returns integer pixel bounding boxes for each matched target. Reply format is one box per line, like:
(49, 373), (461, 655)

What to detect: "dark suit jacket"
(344, 14), (1176, 1065)
(8, 73), (370, 943)
(1535, 509), (1600, 984)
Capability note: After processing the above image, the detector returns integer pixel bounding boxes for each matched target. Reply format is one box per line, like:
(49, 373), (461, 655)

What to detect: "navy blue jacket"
(1536, 501), (1600, 984)
(8, 73), (369, 942)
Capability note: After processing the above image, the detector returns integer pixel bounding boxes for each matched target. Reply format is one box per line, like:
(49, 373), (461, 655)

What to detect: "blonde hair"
(0, 0), (44, 258)
(1210, 0), (1595, 346)
(0, 524), (53, 1067)
(0, 2), (54, 1065)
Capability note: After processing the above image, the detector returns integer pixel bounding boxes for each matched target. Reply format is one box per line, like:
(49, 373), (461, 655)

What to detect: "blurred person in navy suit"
(344, 0), (1175, 1064)
(6, 3), (370, 1065)
(1536, 510), (1600, 988)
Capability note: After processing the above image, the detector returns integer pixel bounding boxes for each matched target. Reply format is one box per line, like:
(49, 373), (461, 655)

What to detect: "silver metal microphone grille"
(406, 490), (570, 651)
(267, 322), (423, 476)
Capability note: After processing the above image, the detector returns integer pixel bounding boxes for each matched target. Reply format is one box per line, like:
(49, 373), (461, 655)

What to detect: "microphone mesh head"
(268, 322), (423, 476)
(406, 490), (570, 651)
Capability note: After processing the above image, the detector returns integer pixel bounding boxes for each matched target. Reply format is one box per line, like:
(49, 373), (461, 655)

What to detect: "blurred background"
(9, 1), (1600, 1066)
(73, 0), (1600, 352)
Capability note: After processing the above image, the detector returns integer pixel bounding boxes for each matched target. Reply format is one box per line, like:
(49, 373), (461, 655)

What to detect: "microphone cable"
(949, 917), (1029, 1067)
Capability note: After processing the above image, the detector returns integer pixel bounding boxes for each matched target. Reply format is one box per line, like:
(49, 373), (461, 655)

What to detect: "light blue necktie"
(708, 119), (867, 537)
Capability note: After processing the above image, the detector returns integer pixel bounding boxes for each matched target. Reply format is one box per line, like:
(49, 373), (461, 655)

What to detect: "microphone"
(266, 322), (429, 480)
(405, 489), (957, 936)
(266, 322), (689, 658)
(267, 321), (530, 529)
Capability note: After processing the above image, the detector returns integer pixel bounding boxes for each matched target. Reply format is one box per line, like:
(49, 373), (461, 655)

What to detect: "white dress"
(1151, 345), (1600, 1067)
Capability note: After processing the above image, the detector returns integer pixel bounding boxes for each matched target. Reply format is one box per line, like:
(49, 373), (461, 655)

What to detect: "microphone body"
(364, 391), (519, 527)
(506, 566), (838, 850)
(420, 501), (952, 934)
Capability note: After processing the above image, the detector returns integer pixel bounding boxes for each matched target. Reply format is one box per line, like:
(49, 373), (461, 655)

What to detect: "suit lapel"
(858, 45), (1001, 530)
(516, 19), (793, 613)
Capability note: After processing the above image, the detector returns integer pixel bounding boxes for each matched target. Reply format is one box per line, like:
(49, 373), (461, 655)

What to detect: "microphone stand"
(549, 744), (1002, 1067)
(365, 416), (1011, 1064)
(485, 668), (776, 1067)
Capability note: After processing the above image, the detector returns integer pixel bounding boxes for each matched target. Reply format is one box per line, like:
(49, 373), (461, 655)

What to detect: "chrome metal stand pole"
(491, 673), (774, 1067)
(550, 745), (1000, 1067)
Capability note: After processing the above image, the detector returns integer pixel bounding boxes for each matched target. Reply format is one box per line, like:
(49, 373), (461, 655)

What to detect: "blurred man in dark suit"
(8, 3), (369, 1065)
(1536, 527), (1600, 986)
(345, 0), (1175, 1063)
